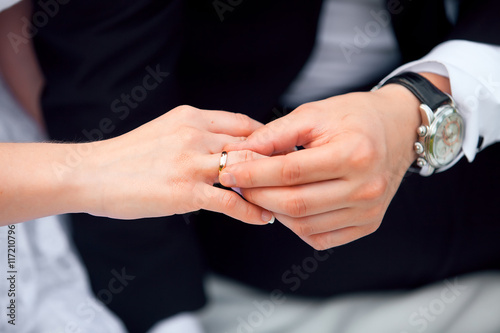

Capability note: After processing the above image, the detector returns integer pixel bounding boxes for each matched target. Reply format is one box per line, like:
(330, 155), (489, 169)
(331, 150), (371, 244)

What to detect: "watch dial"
(432, 112), (464, 166)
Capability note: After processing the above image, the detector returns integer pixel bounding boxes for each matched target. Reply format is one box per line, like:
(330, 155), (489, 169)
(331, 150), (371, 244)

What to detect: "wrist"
(419, 72), (451, 95)
(60, 141), (104, 216)
(371, 84), (421, 165)
(375, 72), (461, 175)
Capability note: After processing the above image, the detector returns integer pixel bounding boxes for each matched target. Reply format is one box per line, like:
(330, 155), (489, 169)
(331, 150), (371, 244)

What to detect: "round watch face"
(428, 107), (464, 167)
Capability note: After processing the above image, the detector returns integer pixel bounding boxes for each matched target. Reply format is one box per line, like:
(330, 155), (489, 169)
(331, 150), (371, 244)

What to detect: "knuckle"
(359, 176), (388, 202)
(349, 139), (378, 170)
(234, 112), (254, 130)
(178, 126), (201, 144)
(294, 102), (317, 115)
(282, 193), (308, 217)
(173, 153), (192, 171)
(236, 197), (254, 221)
(307, 235), (330, 251)
(198, 183), (217, 207)
(243, 167), (255, 187)
(365, 204), (386, 222)
(172, 105), (195, 117)
(364, 222), (381, 236)
(220, 190), (239, 211)
(338, 230), (361, 246)
(371, 176), (388, 198)
(281, 158), (301, 185)
(243, 150), (256, 163)
(241, 188), (254, 204)
(291, 219), (315, 238)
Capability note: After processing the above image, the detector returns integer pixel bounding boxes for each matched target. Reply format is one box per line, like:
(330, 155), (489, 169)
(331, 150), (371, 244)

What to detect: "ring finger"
(196, 150), (269, 184)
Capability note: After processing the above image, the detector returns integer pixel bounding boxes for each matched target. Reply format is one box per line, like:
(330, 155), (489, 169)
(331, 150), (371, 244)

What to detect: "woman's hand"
(75, 105), (274, 224)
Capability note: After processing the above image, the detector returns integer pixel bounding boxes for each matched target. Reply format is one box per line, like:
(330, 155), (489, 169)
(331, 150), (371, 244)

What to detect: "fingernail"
(220, 172), (236, 187)
(261, 211), (275, 224)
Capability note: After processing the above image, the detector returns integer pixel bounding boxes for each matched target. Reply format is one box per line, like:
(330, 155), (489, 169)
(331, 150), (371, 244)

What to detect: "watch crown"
(417, 125), (428, 137)
(416, 157), (427, 168)
(414, 142), (425, 155)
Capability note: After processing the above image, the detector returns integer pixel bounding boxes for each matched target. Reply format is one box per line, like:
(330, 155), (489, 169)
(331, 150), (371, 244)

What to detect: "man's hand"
(220, 84), (423, 249)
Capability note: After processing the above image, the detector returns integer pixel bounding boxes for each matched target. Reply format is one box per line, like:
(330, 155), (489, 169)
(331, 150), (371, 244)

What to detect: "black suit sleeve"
(449, 0), (500, 45)
(390, 0), (500, 63)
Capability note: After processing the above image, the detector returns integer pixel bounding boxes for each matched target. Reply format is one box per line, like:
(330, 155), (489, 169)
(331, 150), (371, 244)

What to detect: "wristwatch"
(376, 72), (464, 176)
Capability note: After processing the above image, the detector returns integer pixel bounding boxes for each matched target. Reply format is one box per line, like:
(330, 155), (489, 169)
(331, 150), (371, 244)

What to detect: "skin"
(0, 105), (274, 226)
(220, 73), (452, 250)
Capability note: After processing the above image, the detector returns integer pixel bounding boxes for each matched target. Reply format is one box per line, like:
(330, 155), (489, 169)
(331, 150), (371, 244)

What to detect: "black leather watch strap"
(383, 72), (451, 110)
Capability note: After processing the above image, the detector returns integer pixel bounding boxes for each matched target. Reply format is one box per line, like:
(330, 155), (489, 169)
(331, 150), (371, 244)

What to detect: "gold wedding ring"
(219, 151), (228, 173)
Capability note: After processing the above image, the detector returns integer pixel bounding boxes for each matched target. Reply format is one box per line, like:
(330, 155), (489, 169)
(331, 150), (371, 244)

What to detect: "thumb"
(224, 111), (314, 155)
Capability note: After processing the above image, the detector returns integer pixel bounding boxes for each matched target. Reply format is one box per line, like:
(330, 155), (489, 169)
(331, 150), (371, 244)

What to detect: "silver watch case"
(414, 97), (464, 175)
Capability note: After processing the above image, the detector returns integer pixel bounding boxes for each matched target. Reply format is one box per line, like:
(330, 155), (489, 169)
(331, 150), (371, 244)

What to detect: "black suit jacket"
(33, 1), (500, 332)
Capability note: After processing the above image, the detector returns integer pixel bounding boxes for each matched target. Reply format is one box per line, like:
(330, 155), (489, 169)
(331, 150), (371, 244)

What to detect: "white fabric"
(0, 76), (126, 333)
(199, 273), (500, 333)
(0, 0), (19, 12)
(147, 313), (205, 333)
